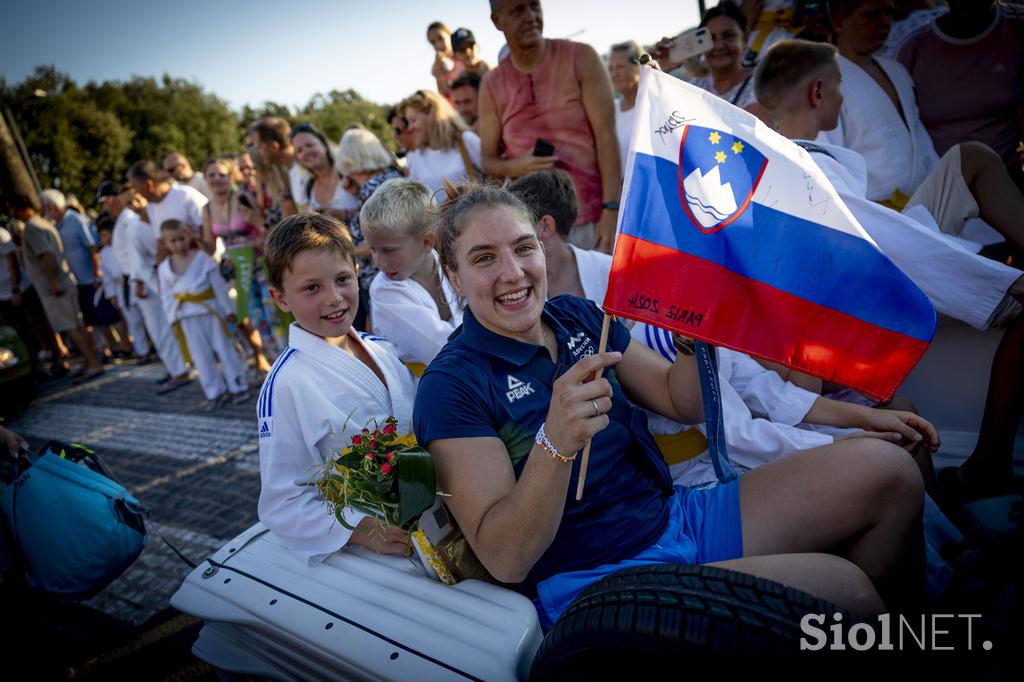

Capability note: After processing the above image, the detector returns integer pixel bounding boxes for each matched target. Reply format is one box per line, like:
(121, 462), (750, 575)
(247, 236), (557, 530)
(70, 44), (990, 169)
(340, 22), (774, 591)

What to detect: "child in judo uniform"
(360, 178), (462, 367)
(157, 219), (249, 408)
(258, 212), (415, 563)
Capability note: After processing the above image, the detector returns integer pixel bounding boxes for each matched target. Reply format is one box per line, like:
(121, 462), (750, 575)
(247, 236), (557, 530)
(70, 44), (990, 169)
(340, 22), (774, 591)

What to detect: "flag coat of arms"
(605, 69), (936, 400)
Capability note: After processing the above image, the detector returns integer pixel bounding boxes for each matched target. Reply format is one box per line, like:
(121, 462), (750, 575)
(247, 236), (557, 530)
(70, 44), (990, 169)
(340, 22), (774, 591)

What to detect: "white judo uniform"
(109, 210), (150, 357)
(369, 251), (463, 366)
(802, 140), (1021, 330)
(256, 323), (416, 565)
(819, 55), (940, 203)
(157, 251), (246, 401)
(118, 207), (186, 376)
(634, 324), (830, 487)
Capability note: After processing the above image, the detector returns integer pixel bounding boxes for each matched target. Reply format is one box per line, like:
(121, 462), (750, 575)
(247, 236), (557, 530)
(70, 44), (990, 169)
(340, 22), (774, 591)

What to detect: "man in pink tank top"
(479, 0), (622, 253)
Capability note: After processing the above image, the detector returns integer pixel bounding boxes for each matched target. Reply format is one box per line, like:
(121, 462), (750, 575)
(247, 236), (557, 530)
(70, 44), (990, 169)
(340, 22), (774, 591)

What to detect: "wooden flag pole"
(575, 313), (612, 501)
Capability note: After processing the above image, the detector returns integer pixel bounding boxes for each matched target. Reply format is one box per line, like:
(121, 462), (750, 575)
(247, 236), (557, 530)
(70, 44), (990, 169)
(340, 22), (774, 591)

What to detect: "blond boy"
(360, 178), (462, 366)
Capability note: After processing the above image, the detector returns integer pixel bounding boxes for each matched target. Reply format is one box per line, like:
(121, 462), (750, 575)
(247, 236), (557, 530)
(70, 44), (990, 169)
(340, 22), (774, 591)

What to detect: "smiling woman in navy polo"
(413, 182), (927, 627)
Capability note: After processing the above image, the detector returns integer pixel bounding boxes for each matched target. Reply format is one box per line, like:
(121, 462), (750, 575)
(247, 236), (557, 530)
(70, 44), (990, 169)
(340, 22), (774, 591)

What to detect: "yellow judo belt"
(172, 288), (229, 365)
(879, 188), (912, 212)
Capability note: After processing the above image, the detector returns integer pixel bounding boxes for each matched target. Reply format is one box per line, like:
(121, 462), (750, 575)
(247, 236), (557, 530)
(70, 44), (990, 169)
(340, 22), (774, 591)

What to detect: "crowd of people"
(2, 0), (1023, 629)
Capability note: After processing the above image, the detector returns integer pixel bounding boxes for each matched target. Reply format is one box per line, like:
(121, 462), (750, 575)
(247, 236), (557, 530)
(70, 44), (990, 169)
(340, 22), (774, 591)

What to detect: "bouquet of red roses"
(315, 417), (436, 536)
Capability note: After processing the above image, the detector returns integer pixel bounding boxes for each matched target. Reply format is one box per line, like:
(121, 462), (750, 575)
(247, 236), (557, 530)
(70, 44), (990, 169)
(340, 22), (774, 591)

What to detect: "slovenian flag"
(605, 69), (935, 400)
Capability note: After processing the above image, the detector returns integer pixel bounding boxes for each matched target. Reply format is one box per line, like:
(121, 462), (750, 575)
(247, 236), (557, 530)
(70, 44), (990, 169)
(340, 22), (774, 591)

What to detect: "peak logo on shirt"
(259, 417), (273, 441)
(506, 375), (535, 403)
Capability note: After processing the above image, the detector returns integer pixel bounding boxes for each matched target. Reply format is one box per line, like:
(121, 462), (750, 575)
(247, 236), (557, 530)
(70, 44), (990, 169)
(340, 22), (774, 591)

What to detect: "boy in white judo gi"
(157, 219), (249, 408)
(113, 186), (192, 392)
(754, 37), (1024, 503)
(360, 179), (462, 367)
(259, 212), (415, 562)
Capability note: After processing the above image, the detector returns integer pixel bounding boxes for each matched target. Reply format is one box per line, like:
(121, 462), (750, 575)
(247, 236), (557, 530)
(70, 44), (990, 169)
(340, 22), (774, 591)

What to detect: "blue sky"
(1, 0), (702, 110)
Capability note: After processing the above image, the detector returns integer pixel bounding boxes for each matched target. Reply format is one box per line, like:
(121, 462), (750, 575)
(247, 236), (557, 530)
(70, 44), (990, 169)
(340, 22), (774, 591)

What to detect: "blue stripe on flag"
(621, 152), (935, 342)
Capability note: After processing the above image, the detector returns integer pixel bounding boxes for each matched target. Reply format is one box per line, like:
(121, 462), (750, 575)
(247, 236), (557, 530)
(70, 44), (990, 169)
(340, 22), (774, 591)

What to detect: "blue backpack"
(1, 441), (148, 599)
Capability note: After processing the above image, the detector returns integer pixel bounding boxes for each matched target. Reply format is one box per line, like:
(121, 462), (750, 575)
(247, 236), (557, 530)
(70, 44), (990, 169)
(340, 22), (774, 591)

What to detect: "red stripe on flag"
(604, 234), (927, 401)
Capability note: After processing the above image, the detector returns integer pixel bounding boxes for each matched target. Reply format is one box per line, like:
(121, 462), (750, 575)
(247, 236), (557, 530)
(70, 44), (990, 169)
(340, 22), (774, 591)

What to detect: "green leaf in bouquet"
(369, 475), (392, 495)
(397, 445), (437, 530)
(338, 451), (365, 470)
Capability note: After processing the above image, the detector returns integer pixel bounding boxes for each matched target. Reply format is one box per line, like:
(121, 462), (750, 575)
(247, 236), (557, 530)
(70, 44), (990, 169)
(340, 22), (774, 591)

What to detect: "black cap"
(95, 180), (123, 202)
(451, 27), (476, 52)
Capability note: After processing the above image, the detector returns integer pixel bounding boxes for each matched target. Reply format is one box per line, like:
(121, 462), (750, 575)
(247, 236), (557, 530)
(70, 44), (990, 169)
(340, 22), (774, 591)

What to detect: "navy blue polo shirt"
(414, 295), (673, 595)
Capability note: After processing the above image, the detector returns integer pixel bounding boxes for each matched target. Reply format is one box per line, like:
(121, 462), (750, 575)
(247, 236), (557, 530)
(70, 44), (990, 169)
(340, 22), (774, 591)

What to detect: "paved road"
(5, 359), (262, 680)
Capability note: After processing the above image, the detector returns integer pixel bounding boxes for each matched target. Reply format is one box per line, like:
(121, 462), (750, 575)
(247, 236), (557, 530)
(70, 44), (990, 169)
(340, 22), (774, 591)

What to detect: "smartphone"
(668, 27), (712, 65)
(533, 138), (554, 157)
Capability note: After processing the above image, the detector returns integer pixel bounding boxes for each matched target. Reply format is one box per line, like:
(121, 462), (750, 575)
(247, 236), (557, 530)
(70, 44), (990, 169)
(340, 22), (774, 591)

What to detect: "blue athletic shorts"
(534, 480), (743, 629)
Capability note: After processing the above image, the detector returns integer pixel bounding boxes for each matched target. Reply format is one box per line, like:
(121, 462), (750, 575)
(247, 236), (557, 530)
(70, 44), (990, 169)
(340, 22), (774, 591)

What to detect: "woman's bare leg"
(710, 553), (884, 617)
(737, 438), (926, 613)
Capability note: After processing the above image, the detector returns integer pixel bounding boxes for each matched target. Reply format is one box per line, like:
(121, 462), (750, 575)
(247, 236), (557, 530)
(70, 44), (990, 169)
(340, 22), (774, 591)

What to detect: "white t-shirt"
(146, 184), (208, 237)
(183, 174), (212, 200)
(305, 177), (361, 213)
(407, 131), (481, 198)
(614, 103), (638, 176)
(288, 163), (309, 210)
(569, 244), (612, 305)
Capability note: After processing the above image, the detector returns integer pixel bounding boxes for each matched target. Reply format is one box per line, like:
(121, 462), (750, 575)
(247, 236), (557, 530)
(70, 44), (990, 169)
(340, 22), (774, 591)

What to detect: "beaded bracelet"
(535, 422), (577, 463)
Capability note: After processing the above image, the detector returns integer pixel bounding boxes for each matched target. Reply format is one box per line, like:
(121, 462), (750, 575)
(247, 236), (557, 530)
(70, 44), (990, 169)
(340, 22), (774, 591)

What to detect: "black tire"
(530, 564), (878, 680)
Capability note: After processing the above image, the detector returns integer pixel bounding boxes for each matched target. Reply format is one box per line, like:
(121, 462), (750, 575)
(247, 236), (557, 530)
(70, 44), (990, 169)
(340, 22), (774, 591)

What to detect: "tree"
(295, 89), (396, 151)
(2, 65), (399, 205)
(2, 66), (131, 201)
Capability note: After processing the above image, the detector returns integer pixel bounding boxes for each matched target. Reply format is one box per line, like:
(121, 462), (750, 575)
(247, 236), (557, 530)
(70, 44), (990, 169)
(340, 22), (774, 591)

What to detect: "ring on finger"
(592, 399), (600, 417)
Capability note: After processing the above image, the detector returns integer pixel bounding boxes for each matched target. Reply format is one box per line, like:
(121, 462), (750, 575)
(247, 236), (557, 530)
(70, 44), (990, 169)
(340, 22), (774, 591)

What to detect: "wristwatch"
(602, 201), (619, 211)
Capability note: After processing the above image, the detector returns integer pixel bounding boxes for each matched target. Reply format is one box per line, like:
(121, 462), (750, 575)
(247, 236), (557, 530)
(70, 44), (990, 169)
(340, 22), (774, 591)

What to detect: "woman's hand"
(650, 36), (684, 72)
(543, 351), (622, 456)
(348, 517), (410, 556)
